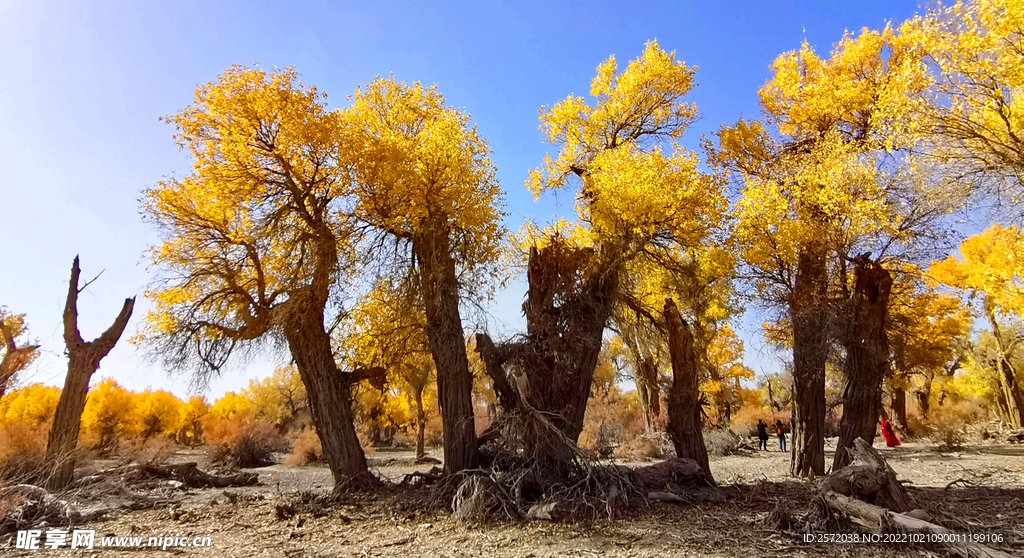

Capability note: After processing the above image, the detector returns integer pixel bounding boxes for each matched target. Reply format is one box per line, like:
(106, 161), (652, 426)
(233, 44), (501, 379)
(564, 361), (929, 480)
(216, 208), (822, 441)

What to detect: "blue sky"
(0, 0), (927, 399)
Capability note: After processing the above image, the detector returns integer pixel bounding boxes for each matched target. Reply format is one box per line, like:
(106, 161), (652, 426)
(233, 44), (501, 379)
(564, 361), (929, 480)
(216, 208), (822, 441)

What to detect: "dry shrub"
(120, 436), (175, 465)
(925, 401), (982, 450)
(206, 417), (286, 469)
(731, 403), (768, 437)
(0, 420), (49, 484)
(424, 415), (443, 448)
(579, 387), (643, 457)
(284, 429), (323, 466)
(613, 433), (669, 461)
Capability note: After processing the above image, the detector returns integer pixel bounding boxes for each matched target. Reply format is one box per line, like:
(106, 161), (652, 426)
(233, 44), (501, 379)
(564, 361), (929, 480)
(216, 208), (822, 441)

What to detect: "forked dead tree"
(46, 256), (135, 491)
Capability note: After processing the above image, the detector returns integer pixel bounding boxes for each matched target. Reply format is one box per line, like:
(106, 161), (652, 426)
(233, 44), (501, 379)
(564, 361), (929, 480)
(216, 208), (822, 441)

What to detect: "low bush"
(614, 433), (669, 461)
(0, 420), (48, 484)
(284, 429), (323, 466)
(205, 417), (285, 469)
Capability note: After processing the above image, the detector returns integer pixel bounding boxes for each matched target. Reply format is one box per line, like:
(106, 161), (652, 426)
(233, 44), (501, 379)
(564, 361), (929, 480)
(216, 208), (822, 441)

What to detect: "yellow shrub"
(0, 384), (61, 425)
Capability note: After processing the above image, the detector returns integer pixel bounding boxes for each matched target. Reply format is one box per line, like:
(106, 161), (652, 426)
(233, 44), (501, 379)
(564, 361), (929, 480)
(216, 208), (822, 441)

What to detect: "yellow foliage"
(528, 40), (724, 250)
(82, 378), (139, 443)
(715, 27), (933, 297)
(928, 225), (1024, 317)
(901, 0), (1024, 190)
(208, 391), (252, 421)
(347, 76), (505, 273)
(241, 366), (307, 428)
(139, 65), (354, 363)
(0, 384), (61, 426)
(135, 389), (184, 438)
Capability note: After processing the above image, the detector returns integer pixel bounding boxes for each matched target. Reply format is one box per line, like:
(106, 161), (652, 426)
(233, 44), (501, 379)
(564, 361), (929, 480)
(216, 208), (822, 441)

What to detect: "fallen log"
(140, 462), (258, 488)
(821, 491), (1012, 558)
(819, 437), (911, 512)
(632, 457), (715, 490)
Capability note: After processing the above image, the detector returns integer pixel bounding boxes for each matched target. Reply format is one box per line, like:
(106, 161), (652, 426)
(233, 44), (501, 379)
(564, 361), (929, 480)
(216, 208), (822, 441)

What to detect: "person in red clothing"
(880, 417), (901, 447)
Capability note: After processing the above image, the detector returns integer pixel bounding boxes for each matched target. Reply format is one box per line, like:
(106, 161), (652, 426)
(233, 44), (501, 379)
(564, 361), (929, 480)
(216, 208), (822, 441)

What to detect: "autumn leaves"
(139, 0), (1023, 484)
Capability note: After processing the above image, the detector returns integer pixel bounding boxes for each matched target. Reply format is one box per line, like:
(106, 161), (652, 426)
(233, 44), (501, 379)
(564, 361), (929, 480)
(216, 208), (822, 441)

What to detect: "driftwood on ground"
(819, 437), (912, 512)
(140, 462), (258, 488)
(819, 437), (1011, 558)
(0, 484), (110, 535)
(632, 457), (715, 491)
(821, 491), (1012, 558)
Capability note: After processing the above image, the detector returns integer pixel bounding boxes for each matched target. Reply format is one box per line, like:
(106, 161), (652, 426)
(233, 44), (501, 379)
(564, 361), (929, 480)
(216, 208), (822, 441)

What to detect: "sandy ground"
(5, 440), (1024, 557)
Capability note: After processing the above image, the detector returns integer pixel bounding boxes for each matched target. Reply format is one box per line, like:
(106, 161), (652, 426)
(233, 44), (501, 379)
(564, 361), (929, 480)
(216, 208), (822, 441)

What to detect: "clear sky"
(0, 0), (926, 400)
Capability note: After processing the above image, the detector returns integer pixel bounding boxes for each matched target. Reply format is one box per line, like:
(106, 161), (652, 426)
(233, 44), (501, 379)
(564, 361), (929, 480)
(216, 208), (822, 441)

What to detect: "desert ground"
(4, 438), (1022, 557)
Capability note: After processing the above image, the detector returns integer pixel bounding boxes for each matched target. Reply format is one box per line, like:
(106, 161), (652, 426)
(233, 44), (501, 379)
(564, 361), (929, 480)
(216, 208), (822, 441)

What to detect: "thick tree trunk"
(790, 248), (828, 477)
(46, 256), (135, 491)
(835, 257), (892, 471)
(519, 245), (618, 475)
(664, 298), (713, 482)
(413, 231), (478, 473)
(475, 242), (619, 479)
(280, 294), (368, 485)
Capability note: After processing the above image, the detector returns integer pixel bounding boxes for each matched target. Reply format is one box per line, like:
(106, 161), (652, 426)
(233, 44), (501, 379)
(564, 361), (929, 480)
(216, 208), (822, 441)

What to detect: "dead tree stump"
(819, 437), (911, 512)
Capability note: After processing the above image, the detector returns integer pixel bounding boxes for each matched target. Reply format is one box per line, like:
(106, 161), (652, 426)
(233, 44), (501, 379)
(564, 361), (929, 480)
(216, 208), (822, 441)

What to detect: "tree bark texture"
(664, 298), (713, 482)
(475, 242), (620, 477)
(835, 256), (892, 471)
(280, 290), (368, 485)
(46, 256), (135, 491)
(790, 248), (828, 477)
(413, 230), (478, 473)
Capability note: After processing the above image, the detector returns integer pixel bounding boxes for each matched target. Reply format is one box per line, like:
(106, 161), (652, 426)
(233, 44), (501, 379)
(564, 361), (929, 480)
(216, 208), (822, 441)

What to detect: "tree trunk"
(413, 230), (478, 473)
(985, 299), (1024, 429)
(280, 293), (368, 485)
(916, 370), (933, 419)
(708, 364), (728, 427)
(636, 354), (660, 433)
(664, 298), (713, 482)
(790, 248), (828, 478)
(475, 242), (620, 479)
(835, 256), (892, 471)
(414, 387), (426, 459)
(892, 385), (909, 432)
(46, 256), (135, 491)
(996, 356), (1024, 429)
(520, 245), (619, 475)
